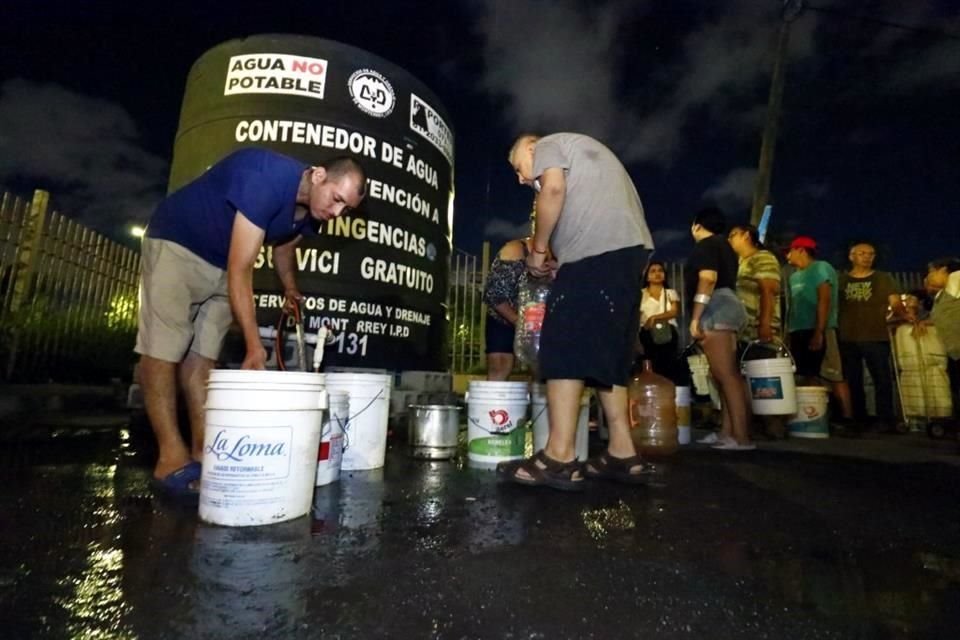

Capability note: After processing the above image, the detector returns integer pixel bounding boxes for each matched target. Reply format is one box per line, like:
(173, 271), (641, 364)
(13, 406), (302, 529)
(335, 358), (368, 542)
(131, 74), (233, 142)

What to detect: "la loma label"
(205, 429), (287, 462)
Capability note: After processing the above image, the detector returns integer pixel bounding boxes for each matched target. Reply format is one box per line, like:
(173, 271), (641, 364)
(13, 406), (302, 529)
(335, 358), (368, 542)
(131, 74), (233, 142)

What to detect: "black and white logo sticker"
(409, 94), (453, 165)
(348, 69), (395, 118)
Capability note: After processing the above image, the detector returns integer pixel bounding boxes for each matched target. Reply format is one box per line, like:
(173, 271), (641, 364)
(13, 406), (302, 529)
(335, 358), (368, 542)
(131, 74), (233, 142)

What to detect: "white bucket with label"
(466, 381), (529, 469)
(788, 386), (830, 439)
(530, 384), (589, 460)
(325, 373), (392, 471)
(741, 341), (797, 415)
(200, 370), (327, 527)
(687, 353), (720, 408)
(675, 386), (692, 445)
(316, 391), (349, 486)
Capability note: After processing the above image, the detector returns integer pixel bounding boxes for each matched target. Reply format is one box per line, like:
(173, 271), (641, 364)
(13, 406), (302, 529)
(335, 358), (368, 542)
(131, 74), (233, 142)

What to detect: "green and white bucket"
(788, 386), (830, 439)
(466, 381), (529, 469)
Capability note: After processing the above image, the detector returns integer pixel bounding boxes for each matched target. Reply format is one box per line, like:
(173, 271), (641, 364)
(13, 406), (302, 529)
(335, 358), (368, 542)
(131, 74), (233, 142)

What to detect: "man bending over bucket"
(135, 148), (366, 497)
(499, 133), (655, 490)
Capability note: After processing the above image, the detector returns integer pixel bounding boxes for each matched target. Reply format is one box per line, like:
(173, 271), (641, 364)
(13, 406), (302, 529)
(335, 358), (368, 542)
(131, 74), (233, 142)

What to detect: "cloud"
(860, 1), (958, 57)
(885, 40), (960, 91)
(482, 217), (531, 241)
(475, 0), (825, 166)
(651, 228), (689, 251)
(702, 167), (757, 212)
(0, 79), (167, 235)
(795, 180), (830, 200)
(476, 0), (636, 144)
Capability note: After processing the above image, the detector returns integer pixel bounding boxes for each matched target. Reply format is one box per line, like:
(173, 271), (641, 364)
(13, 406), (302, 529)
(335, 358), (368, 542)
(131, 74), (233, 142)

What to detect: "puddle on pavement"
(2, 429), (959, 639)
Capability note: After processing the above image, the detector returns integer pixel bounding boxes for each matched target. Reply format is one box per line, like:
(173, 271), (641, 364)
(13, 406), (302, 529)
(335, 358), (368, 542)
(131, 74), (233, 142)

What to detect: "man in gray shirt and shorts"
(499, 133), (654, 490)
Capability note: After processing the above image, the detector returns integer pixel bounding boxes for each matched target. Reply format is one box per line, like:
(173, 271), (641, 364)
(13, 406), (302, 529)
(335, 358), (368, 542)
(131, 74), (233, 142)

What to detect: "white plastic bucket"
(687, 353), (720, 408)
(325, 373), (392, 471)
(687, 354), (710, 395)
(741, 341), (797, 415)
(788, 386), (830, 439)
(200, 369), (327, 527)
(675, 386), (692, 445)
(316, 391), (349, 486)
(530, 384), (590, 460)
(466, 381), (529, 468)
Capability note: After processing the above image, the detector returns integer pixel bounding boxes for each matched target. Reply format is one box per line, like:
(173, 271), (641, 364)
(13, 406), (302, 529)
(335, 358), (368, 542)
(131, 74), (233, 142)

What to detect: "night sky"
(1, 0), (957, 270)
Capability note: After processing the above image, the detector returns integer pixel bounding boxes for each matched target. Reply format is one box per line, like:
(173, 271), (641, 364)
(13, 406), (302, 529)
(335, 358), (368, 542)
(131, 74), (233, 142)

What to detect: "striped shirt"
(736, 249), (782, 342)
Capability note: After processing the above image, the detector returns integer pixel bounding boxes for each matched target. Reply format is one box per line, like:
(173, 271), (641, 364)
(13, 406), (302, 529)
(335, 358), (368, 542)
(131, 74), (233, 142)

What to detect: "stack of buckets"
(199, 369), (392, 527)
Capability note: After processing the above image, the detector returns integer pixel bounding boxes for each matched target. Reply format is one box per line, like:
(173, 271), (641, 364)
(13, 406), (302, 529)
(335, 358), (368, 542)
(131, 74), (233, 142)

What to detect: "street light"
(130, 225), (146, 238)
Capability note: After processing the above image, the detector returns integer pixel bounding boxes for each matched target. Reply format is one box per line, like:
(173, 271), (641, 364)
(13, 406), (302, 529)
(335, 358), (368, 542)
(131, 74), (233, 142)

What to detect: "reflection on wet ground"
(0, 425), (958, 639)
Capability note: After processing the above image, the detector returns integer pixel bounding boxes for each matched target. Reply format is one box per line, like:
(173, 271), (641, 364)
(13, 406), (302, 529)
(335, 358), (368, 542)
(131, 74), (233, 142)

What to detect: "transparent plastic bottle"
(628, 359), (678, 456)
(513, 277), (551, 374)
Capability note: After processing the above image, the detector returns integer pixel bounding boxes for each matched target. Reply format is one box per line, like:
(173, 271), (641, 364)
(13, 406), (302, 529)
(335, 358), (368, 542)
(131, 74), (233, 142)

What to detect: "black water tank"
(170, 35), (454, 370)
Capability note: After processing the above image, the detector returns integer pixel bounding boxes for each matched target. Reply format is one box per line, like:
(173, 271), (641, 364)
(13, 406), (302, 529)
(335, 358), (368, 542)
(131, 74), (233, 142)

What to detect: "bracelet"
(532, 247), (548, 254)
(694, 293), (711, 305)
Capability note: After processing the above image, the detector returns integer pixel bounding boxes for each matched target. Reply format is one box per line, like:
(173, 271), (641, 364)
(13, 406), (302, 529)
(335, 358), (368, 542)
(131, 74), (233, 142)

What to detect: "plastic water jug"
(628, 360), (678, 456)
(514, 277), (551, 373)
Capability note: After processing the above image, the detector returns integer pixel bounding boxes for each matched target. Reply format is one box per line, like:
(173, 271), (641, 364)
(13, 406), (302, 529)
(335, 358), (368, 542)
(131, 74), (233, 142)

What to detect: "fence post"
(5, 189), (50, 379)
(479, 241), (490, 367)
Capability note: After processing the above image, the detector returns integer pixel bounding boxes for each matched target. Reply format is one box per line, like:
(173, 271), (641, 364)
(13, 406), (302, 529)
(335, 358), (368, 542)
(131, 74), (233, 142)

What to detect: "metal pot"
(408, 404), (461, 459)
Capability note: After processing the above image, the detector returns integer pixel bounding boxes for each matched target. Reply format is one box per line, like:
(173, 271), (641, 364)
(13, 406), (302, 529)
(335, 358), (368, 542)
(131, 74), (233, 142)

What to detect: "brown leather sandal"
(496, 450), (585, 491)
(584, 452), (651, 485)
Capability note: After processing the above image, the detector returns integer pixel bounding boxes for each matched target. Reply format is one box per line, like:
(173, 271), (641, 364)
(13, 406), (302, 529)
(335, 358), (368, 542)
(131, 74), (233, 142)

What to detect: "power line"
(805, 2), (960, 41)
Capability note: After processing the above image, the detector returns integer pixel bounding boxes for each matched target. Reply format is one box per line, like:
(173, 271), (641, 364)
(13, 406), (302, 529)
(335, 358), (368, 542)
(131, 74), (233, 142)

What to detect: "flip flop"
(151, 461), (202, 498)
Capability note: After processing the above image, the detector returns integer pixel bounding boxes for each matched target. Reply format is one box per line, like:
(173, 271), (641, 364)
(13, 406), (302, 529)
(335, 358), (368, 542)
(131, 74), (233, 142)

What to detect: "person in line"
(925, 257), (960, 433)
(637, 261), (681, 382)
(785, 236), (854, 430)
(136, 148), (366, 496)
(482, 235), (533, 380)
(837, 242), (905, 432)
(728, 223), (786, 438)
(688, 207), (753, 451)
(499, 132), (655, 489)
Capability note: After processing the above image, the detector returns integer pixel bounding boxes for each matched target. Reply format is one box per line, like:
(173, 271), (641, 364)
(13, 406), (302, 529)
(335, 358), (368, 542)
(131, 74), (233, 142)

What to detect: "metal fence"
(447, 245), (489, 374)
(0, 189), (141, 382)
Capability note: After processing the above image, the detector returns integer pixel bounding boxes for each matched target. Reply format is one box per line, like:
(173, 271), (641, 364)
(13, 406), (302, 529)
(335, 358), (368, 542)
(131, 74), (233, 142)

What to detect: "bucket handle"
(339, 388), (384, 454)
(739, 338), (796, 373)
(465, 391), (531, 403)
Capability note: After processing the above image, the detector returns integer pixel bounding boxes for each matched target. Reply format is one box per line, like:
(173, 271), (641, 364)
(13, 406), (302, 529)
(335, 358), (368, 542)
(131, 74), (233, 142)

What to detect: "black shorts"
(539, 246), (650, 388)
(790, 329), (825, 378)
(485, 317), (515, 354)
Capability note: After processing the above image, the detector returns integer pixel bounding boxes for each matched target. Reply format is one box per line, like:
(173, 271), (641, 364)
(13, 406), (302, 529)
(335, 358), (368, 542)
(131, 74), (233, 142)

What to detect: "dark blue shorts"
(485, 316), (516, 354)
(538, 245), (650, 388)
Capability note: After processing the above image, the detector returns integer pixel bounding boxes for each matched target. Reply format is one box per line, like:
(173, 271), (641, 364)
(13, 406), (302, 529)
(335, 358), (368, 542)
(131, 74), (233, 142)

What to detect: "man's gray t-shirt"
(532, 133), (654, 266)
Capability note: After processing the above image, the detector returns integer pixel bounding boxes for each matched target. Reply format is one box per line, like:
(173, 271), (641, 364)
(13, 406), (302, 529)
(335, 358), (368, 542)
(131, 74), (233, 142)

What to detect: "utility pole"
(751, 0), (805, 225)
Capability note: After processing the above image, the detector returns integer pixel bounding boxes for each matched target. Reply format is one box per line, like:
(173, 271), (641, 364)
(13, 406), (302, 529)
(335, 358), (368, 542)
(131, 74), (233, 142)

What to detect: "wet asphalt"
(1, 421), (959, 640)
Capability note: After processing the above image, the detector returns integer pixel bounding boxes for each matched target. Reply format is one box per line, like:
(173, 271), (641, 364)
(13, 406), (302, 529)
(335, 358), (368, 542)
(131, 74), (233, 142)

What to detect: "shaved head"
(508, 134), (540, 163)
